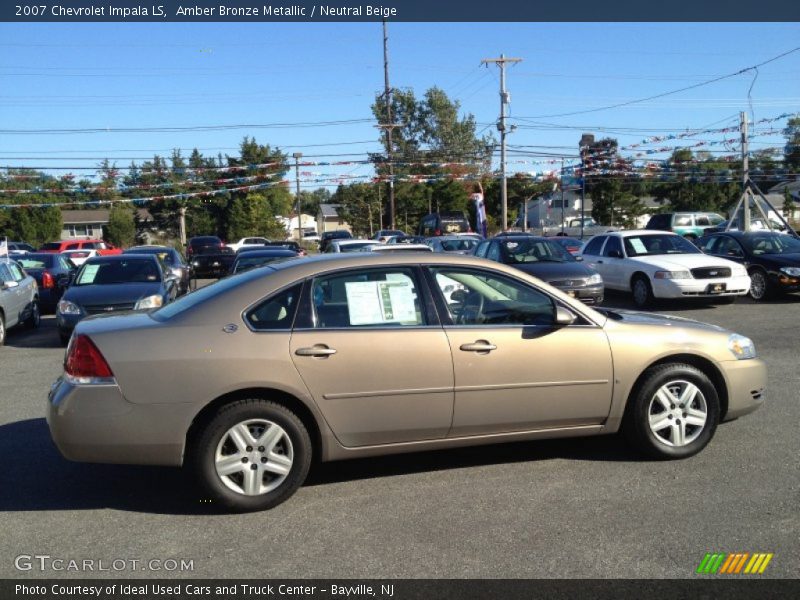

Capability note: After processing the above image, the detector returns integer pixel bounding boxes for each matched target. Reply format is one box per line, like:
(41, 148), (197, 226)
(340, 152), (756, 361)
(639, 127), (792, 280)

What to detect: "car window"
(17, 257), (48, 269)
(674, 215), (693, 226)
(743, 233), (800, 255)
(602, 236), (623, 257)
(0, 263), (12, 283)
(75, 259), (160, 285)
(65, 242), (79, 250)
(582, 236), (606, 256)
(430, 267), (555, 327)
(311, 268), (425, 328)
(7, 262), (25, 281)
(57, 256), (72, 270)
(695, 215), (710, 226)
(486, 243), (500, 261)
(474, 241), (490, 258)
(713, 236), (744, 257)
(245, 284), (302, 331)
(623, 234), (701, 257)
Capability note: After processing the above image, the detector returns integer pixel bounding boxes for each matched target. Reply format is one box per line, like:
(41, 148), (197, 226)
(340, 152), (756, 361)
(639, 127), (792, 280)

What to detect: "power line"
(513, 46), (800, 119)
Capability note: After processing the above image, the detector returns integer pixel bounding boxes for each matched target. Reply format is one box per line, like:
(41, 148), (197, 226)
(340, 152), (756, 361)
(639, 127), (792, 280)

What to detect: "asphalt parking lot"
(1, 289), (798, 579)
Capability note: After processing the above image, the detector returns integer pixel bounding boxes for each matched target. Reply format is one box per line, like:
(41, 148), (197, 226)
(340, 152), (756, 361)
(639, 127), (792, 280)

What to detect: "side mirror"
(555, 306), (576, 327)
(2, 280), (19, 290)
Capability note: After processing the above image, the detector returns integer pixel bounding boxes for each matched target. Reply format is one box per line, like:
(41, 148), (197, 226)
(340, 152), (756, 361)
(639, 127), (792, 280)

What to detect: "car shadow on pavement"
(600, 290), (741, 312)
(0, 418), (214, 515)
(0, 418), (642, 514)
(4, 316), (63, 349)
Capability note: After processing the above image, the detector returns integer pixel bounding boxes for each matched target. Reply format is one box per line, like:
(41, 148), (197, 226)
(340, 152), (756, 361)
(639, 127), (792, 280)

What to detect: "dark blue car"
(56, 254), (180, 344)
(15, 252), (76, 313)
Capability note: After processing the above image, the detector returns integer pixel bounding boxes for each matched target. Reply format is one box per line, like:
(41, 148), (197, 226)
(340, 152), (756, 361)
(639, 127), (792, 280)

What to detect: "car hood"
(511, 261), (597, 281)
(63, 282), (165, 305)
(628, 253), (740, 270)
(596, 307), (728, 334)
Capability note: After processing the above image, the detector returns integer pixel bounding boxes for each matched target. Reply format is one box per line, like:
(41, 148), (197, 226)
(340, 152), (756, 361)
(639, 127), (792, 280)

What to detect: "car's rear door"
(427, 266), (613, 436)
(290, 266), (454, 447)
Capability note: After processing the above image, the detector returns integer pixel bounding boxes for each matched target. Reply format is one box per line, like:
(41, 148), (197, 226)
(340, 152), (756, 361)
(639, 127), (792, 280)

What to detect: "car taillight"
(435, 229), (441, 236)
(65, 335), (114, 381)
(42, 271), (55, 289)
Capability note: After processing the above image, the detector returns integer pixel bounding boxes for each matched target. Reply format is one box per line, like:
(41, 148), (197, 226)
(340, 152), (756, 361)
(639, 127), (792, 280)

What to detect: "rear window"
(152, 267), (276, 321)
(17, 255), (53, 269)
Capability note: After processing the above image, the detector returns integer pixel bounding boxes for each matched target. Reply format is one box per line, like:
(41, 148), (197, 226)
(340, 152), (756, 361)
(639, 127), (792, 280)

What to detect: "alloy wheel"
(647, 380), (708, 447)
(214, 419), (294, 496)
(749, 270), (767, 300)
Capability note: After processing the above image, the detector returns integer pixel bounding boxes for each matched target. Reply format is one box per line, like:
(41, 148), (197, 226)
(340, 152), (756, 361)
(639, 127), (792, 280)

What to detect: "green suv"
(645, 212), (726, 240)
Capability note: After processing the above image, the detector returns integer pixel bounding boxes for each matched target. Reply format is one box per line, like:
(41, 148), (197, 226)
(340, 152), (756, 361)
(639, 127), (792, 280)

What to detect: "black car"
(474, 235), (604, 305)
(6, 241), (37, 255)
(186, 235), (224, 258)
(319, 230), (353, 253)
(696, 231), (800, 301)
(56, 254), (180, 344)
(263, 241), (306, 256)
(189, 246), (236, 279)
(15, 253), (76, 313)
(123, 245), (190, 295)
(230, 248), (299, 274)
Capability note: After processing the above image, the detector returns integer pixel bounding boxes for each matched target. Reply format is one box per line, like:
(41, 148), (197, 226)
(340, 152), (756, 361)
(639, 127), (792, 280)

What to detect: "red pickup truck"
(39, 239), (123, 255)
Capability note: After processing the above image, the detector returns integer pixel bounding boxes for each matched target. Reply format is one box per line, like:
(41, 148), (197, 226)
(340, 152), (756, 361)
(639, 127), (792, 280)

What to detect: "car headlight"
(654, 270), (691, 279)
(57, 300), (81, 315)
(732, 265), (748, 277)
(779, 266), (800, 277)
(728, 334), (757, 360)
(586, 273), (603, 285)
(134, 295), (163, 310)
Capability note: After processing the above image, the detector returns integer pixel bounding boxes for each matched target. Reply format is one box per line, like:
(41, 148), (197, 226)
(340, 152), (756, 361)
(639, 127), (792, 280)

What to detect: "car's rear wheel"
(0, 312), (5, 346)
(624, 363), (719, 459)
(748, 268), (771, 301)
(631, 275), (654, 309)
(24, 300), (40, 329)
(191, 399), (312, 512)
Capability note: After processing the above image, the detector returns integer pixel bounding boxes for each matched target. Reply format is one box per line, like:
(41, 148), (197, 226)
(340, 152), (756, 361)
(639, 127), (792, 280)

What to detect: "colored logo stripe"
(697, 552), (773, 574)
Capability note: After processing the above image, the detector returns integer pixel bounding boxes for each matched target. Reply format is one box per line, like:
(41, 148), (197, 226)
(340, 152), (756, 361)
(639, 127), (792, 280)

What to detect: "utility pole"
(482, 54), (522, 231)
(293, 152), (302, 241)
(741, 111), (750, 230)
(381, 20), (396, 230)
(178, 205), (187, 247)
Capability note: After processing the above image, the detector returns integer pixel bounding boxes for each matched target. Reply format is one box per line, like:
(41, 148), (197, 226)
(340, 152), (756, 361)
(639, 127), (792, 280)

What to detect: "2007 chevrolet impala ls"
(48, 253), (766, 511)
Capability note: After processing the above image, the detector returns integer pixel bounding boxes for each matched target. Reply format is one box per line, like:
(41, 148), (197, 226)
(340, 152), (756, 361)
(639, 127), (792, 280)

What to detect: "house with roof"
(60, 208), (155, 241)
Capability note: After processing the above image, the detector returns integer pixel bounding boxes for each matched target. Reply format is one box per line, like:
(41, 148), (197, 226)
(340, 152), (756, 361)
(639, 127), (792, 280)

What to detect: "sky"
(1, 21), (799, 191)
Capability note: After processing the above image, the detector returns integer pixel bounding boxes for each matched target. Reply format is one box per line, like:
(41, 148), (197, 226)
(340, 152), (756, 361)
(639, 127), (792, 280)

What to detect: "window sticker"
(77, 264), (100, 284)
(629, 238), (647, 254)
(345, 280), (417, 325)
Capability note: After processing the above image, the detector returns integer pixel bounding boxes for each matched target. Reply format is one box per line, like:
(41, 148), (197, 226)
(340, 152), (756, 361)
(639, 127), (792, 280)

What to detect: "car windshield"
(623, 234), (701, 257)
(74, 259), (160, 285)
(741, 234), (800, 255)
(500, 239), (575, 263)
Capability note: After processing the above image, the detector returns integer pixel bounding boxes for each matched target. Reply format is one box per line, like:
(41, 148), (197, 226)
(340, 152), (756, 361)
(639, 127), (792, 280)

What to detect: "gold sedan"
(48, 253), (766, 512)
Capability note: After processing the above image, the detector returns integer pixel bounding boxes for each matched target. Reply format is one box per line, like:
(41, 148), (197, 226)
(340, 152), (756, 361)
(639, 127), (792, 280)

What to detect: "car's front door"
(427, 266), (614, 436)
(290, 266), (454, 447)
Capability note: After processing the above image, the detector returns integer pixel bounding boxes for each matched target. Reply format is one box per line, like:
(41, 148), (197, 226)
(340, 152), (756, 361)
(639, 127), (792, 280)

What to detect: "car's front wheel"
(631, 275), (654, 309)
(191, 399), (312, 512)
(748, 268), (771, 301)
(0, 313), (6, 346)
(624, 363), (720, 459)
(24, 299), (40, 329)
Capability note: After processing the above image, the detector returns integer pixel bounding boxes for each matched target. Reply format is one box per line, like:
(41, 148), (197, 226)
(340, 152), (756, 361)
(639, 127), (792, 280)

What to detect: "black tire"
(24, 299), (40, 329)
(631, 275), (654, 309)
(748, 268), (771, 302)
(190, 399), (312, 512)
(623, 363), (720, 459)
(0, 312), (5, 346)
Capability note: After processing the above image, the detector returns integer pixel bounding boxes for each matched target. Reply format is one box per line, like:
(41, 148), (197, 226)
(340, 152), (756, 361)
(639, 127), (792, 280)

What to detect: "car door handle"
(459, 341), (497, 353)
(597, 260), (604, 264)
(295, 345), (337, 357)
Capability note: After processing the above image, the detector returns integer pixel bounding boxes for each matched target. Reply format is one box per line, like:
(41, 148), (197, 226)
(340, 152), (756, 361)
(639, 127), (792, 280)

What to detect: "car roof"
(235, 249), (297, 257)
(608, 230), (679, 237)
(84, 254), (159, 263)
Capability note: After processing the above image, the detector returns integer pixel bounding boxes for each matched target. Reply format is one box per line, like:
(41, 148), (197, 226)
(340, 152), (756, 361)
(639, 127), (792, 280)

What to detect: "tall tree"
(105, 204), (136, 247)
(783, 116), (800, 173)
